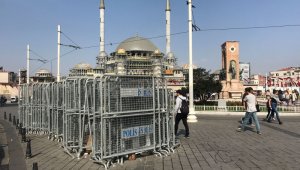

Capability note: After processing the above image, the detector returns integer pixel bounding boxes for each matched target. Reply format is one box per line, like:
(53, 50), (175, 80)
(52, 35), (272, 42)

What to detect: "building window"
(276, 73), (279, 76)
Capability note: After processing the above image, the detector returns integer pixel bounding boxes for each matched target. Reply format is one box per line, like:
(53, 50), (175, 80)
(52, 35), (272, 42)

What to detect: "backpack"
(180, 98), (189, 116)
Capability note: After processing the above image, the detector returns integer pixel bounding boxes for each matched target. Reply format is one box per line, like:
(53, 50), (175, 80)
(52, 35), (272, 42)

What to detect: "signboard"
(121, 125), (153, 139)
(239, 63), (250, 84)
(120, 88), (152, 97)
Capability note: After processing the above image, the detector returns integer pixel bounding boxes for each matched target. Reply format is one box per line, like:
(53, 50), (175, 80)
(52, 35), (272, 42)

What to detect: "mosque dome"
(73, 62), (93, 70)
(36, 69), (50, 74)
(115, 36), (159, 52)
(35, 69), (52, 78)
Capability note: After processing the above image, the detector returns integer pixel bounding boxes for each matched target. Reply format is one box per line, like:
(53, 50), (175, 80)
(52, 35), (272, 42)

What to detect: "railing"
(195, 105), (300, 112)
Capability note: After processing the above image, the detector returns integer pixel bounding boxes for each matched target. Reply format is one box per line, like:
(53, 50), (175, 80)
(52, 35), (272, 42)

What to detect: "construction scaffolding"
(18, 75), (177, 168)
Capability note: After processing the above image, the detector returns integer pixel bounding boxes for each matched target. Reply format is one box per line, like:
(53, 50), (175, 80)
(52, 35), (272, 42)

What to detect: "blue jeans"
(267, 102), (281, 123)
(241, 112), (260, 132)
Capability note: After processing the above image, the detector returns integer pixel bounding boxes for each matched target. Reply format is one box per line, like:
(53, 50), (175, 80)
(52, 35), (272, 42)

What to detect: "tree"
(182, 68), (222, 101)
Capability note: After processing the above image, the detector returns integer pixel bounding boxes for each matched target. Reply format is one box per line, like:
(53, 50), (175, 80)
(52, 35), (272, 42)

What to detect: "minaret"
(100, 0), (105, 53)
(166, 0), (171, 54)
(165, 0), (175, 69)
(97, 0), (107, 71)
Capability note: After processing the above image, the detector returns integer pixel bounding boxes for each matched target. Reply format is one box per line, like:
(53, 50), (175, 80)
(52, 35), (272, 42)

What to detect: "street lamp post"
(265, 73), (268, 91)
(26, 44), (30, 84)
(57, 25), (61, 82)
(187, 0), (197, 122)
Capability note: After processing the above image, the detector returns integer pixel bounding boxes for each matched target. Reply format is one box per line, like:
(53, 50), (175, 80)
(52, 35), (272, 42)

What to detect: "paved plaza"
(1, 104), (300, 170)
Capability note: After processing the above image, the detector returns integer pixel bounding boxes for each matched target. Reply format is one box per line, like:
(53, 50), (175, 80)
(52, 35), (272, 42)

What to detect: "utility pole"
(26, 44), (30, 84)
(265, 73), (268, 91)
(19, 69), (21, 85)
(57, 25), (61, 82)
(187, 0), (197, 122)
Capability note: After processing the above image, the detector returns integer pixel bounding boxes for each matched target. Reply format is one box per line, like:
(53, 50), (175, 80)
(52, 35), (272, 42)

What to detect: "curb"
(194, 111), (300, 116)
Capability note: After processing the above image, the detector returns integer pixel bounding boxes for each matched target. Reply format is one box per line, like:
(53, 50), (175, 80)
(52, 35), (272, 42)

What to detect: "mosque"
(69, 0), (186, 90)
(30, 0), (186, 90)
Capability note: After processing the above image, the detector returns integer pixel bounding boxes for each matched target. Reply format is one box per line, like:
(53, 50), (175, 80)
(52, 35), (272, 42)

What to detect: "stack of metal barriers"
(19, 75), (177, 168)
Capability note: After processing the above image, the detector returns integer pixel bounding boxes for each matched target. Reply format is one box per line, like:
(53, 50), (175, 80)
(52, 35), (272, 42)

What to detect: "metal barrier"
(91, 76), (176, 166)
(18, 75), (176, 168)
(48, 82), (64, 141)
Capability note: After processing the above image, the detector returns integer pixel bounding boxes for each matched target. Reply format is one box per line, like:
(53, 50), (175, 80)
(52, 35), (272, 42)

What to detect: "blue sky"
(0, 0), (300, 76)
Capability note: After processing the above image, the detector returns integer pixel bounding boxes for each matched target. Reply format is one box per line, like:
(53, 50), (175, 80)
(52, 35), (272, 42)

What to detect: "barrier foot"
(26, 139), (32, 158)
(32, 162), (38, 170)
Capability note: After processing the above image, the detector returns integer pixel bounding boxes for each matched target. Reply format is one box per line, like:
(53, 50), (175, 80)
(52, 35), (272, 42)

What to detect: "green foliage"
(183, 68), (222, 101)
(194, 100), (218, 106)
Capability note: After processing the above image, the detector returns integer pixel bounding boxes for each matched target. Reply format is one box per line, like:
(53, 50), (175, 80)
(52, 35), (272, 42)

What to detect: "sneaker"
(257, 131), (262, 135)
(237, 127), (243, 132)
(272, 118), (276, 121)
(184, 135), (190, 138)
(251, 124), (255, 127)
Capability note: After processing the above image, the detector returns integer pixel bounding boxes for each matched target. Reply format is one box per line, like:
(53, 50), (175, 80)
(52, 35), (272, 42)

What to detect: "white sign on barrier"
(121, 125), (153, 139)
(120, 88), (152, 97)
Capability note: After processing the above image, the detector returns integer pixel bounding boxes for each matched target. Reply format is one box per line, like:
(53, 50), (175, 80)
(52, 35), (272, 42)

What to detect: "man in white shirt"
(237, 87), (261, 135)
(174, 90), (190, 138)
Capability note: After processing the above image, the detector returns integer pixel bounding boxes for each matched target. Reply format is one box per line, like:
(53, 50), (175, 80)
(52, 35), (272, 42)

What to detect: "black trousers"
(265, 107), (272, 119)
(175, 113), (189, 136)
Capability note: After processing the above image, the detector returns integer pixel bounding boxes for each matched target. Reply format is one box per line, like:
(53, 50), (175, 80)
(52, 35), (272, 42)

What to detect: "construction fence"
(18, 75), (177, 168)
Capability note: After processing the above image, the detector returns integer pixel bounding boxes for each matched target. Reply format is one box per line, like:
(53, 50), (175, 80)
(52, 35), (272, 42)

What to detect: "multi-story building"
(0, 67), (18, 99)
(243, 67), (300, 94)
(0, 67), (17, 84)
(268, 67), (300, 87)
(249, 74), (266, 86)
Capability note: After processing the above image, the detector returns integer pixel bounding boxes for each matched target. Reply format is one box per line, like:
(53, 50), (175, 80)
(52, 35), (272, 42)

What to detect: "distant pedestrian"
(174, 90), (190, 138)
(284, 89), (291, 106)
(264, 95), (273, 121)
(0, 95), (7, 106)
(295, 89), (299, 100)
(291, 90), (297, 105)
(237, 87), (261, 135)
(265, 90), (271, 97)
(267, 89), (283, 125)
(278, 90), (289, 105)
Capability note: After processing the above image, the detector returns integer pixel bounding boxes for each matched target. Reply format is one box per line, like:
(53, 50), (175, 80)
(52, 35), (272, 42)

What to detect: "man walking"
(237, 87), (261, 135)
(267, 89), (283, 124)
(174, 90), (190, 138)
(241, 87), (253, 125)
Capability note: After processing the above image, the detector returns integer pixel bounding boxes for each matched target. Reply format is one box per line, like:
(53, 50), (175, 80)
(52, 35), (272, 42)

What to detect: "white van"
(11, 96), (18, 103)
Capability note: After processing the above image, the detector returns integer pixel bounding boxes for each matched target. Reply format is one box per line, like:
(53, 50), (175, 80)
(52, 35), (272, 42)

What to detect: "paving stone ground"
(1, 104), (300, 170)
